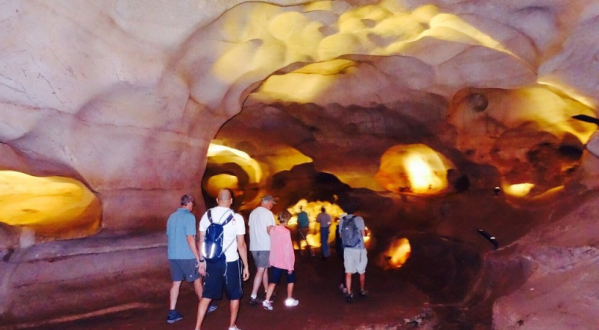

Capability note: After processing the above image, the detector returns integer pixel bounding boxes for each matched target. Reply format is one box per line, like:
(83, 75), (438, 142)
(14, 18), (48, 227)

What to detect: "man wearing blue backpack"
(338, 201), (368, 303)
(195, 189), (249, 330)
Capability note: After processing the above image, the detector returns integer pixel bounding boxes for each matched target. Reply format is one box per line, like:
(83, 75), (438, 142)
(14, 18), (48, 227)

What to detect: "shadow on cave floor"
(24, 246), (490, 330)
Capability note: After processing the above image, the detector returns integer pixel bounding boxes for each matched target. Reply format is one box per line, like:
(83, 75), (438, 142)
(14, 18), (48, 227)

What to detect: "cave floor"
(27, 249), (478, 330)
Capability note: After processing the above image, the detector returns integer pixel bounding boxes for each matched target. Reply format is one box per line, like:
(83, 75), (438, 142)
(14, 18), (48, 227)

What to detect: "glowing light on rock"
(258, 59), (355, 103)
(0, 171), (101, 239)
(207, 143), (263, 183)
(504, 183), (535, 197)
(375, 144), (454, 194)
(287, 199), (344, 250)
(205, 174), (239, 199)
(381, 237), (411, 270)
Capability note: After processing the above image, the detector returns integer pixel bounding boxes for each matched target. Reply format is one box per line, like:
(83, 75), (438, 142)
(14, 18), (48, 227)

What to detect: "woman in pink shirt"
(262, 210), (299, 310)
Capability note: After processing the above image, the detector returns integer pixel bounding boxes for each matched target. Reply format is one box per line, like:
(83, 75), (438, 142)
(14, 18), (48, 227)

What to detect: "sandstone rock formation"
(1, 0), (598, 328)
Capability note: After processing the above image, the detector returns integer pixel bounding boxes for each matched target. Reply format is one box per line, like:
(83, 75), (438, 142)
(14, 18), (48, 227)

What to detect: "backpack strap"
(207, 208), (234, 225)
(208, 210), (237, 255)
(221, 211), (236, 254)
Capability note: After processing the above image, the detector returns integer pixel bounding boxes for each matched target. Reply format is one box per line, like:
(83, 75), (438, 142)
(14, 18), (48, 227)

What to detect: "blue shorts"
(202, 259), (243, 300)
(169, 259), (200, 282)
(269, 266), (296, 284)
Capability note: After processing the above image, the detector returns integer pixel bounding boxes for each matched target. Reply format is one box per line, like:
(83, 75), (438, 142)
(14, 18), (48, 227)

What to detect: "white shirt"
(248, 206), (275, 251)
(199, 206), (245, 262)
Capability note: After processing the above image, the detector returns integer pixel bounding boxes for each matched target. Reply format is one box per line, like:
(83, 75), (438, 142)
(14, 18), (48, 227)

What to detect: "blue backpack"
(201, 209), (235, 262)
(340, 215), (361, 248)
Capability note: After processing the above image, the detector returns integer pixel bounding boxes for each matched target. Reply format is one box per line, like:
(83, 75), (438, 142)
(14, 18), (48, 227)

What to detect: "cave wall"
(1, 0), (599, 328)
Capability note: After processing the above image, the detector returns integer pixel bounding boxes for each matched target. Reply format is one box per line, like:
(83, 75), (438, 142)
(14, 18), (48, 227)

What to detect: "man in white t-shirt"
(195, 189), (249, 330)
(247, 195), (276, 305)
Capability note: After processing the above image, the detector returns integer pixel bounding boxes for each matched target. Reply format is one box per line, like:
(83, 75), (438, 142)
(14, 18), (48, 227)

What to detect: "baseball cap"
(262, 195), (277, 204)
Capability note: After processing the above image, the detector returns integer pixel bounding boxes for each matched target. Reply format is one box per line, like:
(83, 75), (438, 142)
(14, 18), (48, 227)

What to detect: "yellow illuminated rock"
(375, 144), (454, 194)
(380, 237), (411, 270)
(1, 0), (599, 328)
(0, 171), (100, 239)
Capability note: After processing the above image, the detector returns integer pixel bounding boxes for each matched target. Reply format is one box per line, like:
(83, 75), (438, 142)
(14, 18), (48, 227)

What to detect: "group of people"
(165, 190), (369, 330)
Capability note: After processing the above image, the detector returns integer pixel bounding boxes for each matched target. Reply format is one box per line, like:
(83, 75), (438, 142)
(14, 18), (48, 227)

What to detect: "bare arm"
(266, 225), (273, 235)
(186, 235), (201, 261)
(237, 234), (250, 281)
(197, 231), (206, 275)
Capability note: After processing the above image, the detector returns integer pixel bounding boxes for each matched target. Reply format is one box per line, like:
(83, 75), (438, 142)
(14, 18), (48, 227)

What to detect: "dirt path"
(28, 253), (430, 330)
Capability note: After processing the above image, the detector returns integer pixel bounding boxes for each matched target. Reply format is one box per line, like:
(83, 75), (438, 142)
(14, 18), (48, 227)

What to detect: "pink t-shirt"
(269, 225), (295, 272)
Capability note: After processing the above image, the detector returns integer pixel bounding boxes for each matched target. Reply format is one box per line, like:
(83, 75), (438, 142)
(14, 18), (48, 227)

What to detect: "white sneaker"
(284, 298), (299, 307)
(262, 300), (273, 311)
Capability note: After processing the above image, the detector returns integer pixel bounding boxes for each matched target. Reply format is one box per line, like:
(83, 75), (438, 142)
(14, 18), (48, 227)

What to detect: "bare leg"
(229, 299), (240, 328)
(345, 273), (352, 294)
(359, 273), (366, 292)
(265, 283), (276, 301)
(193, 278), (203, 300)
(169, 281), (182, 310)
(262, 269), (269, 295)
(194, 297), (211, 330)
(251, 267), (266, 297)
(286, 282), (294, 299)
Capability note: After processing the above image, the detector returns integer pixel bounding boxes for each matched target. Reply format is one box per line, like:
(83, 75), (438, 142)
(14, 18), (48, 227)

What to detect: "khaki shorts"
(343, 248), (367, 274)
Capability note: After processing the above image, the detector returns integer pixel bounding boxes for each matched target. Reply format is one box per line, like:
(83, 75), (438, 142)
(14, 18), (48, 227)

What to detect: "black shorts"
(269, 266), (296, 284)
(169, 259), (200, 282)
(202, 259), (243, 300)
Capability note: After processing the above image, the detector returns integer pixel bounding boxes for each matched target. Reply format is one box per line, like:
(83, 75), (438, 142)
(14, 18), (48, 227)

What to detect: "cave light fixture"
(504, 183), (535, 197)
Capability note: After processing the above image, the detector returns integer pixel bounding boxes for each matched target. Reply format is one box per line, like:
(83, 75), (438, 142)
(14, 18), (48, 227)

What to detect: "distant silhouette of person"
(296, 206), (312, 255)
(248, 195), (276, 305)
(262, 210), (299, 310)
(316, 207), (332, 258)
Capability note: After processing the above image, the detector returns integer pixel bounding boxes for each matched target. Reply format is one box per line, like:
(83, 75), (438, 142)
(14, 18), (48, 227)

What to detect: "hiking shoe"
(249, 296), (261, 305)
(345, 292), (354, 303)
(166, 310), (183, 323)
(360, 290), (368, 297)
(262, 300), (273, 311)
(208, 304), (218, 313)
(284, 298), (299, 307)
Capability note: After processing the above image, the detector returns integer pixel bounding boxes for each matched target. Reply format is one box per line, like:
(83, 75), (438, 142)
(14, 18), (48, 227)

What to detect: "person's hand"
(199, 261), (206, 276)
(242, 267), (249, 281)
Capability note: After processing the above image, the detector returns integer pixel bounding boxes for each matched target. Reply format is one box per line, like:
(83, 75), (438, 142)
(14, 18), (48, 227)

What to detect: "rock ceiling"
(1, 0), (599, 328)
